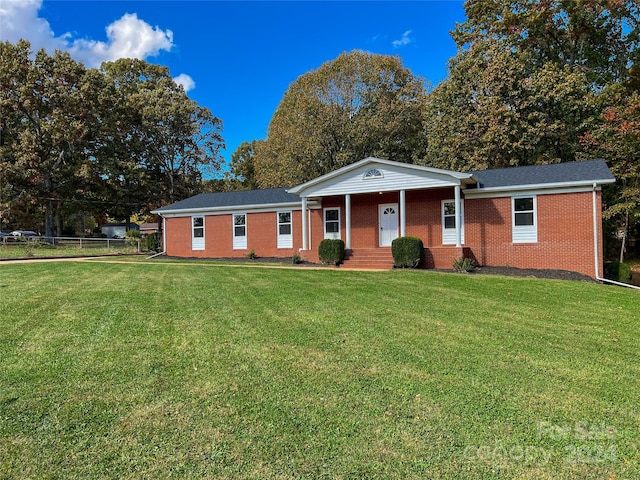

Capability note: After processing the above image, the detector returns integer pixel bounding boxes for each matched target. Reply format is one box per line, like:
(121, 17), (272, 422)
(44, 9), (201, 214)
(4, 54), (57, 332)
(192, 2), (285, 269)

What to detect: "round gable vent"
(363, 168), (383, 179)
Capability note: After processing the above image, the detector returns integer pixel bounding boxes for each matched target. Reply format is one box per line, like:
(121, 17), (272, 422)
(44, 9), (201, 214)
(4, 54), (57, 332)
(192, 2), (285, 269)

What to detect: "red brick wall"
(406, 189), (452, 245)
(164, 189), (604, 277)
(306, 189), (602, 277)
(463, 191), (601, 277)
(164, 210), (303, 259)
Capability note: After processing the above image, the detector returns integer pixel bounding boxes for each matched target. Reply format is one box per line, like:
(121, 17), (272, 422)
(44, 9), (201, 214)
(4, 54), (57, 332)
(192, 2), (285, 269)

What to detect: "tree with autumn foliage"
(0, 40), (98, 236)
(421, 0), (639, 171)
(0, 41), (224, 234)
(96, 58), (224, 223)
(253, 51), (427, 188)
(422, 44), (594, 171)
(582, 83), (640, 261)
(452, 0), (639, 86)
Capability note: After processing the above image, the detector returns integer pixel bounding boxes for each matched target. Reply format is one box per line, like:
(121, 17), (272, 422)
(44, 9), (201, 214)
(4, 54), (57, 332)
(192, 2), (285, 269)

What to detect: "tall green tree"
(0, 40), (96, 236)
(0, 40), (31, 230)
(422, 0), (639, 171)
(139, 80), (224, 206)
(96, 58), (225, 219)
(453, 0), (639, 87)
(255, 51), (427, 188)
(97, 60), (175, 224)
(228, 140), (261, 190)
(422, 44), (593, 170)
(1, 41), (225, 233)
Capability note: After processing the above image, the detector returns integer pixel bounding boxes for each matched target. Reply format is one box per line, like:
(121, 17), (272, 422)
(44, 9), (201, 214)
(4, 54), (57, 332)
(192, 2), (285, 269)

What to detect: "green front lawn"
(0, 262), (638, 479)
(0, 241), (137, 259)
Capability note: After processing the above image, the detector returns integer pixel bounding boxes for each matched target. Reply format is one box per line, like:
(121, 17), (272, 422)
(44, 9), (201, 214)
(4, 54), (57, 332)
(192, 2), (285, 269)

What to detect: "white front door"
(379, 203), (399, 247)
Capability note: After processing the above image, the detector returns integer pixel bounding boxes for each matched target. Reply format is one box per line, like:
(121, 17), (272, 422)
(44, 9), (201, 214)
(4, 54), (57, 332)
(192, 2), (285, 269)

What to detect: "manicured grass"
(0, 262), (638, 479)
(0, 242), (137, 259)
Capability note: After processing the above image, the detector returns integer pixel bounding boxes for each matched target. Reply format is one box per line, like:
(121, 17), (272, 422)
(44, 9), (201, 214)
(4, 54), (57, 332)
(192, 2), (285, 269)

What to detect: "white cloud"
(392, 30), (413, 48)
(173, 73), (195, 92)
(0, 0), (67, 52)
(0, 0), (175, 68)
(69, 13), (174, 67)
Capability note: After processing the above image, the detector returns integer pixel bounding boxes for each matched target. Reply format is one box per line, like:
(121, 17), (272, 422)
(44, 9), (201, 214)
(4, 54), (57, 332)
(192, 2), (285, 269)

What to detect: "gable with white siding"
(288, 157), (474, 198)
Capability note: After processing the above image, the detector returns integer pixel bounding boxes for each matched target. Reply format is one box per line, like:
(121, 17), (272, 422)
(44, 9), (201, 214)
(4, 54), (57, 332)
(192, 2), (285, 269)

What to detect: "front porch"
(288, 157), (479, 269)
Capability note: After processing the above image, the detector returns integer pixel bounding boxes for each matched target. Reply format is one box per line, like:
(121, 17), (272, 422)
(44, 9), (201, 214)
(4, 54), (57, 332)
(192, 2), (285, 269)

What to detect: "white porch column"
(308, 207), (312, 251)
(454, 185), (462, 248)
(301, 196), (308, 251)
(399, 189), (406, 237)
(345, 194), (352, 250)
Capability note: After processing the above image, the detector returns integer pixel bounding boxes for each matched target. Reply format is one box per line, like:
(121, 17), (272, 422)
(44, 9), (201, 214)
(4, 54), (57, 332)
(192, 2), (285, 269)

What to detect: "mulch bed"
(165, 255), (595, 281)
(468, 266), (596, 282)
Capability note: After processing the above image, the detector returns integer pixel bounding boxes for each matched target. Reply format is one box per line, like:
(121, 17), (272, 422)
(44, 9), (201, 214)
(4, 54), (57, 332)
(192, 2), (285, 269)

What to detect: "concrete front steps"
(341, 248), (394, 270)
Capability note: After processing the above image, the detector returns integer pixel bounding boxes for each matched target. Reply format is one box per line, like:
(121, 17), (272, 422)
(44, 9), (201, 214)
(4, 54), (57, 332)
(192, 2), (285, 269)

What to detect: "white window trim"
(512, 195), (538, 243)
(442, 199), (464, 245)
(191, 215), (205, 251)
(277, 210), (293, 249)
(323, 207), (341, 240)
(232, 213), (247, 250)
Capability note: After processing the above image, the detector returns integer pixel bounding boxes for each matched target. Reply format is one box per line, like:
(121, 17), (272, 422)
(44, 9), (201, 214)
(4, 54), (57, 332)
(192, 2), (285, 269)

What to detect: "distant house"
(152, 158), (615, 278)
(139, 223), (160, 236)
(101, 223), (139, 239)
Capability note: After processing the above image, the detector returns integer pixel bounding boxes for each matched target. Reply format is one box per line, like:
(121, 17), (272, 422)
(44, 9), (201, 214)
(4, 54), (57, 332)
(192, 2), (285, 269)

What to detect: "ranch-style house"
(152, 157), (615, 278)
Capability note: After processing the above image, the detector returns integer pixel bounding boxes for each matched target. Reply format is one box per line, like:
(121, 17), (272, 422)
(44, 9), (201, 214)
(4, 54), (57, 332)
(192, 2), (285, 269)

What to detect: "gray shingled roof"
(155, 187), (300, 212)
(470, 159), (614, 189)
(156, 160), (615, 212)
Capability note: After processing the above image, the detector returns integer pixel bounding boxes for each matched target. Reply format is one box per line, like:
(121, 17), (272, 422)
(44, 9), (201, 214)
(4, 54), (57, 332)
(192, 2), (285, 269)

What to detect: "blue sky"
(1, 0), (466, 164)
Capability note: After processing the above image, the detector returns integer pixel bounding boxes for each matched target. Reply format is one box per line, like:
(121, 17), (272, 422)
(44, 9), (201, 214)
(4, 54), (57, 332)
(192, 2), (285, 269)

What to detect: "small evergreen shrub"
(318, 239), (345, 265)
(603, 261), (632, 283)
(292, 253), (301, 264)
(247, 249), (257, 260)
(391, 236), (424, 268)
(144, 233), (162, 252)
(453, 256), (477, 273)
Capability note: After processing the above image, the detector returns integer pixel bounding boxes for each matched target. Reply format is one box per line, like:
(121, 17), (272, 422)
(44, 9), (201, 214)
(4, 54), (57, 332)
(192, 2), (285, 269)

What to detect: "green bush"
(144, 233), (162, 252)
(604, 261), (632, 283)
(453, 256), (477, 273)
(247, 249), (257, 260)
(125, 229), (141, 248)
(391, 236), (424, 268)
(292, 253), (302, 264)
(318, 239), (345, 265)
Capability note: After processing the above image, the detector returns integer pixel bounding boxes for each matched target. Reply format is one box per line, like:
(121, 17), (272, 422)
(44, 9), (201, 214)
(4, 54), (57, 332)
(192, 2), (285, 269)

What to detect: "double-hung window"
(192, 216), (205, 250)
(277, 211), (293, 248)
(441, 200), (464, 244)
(324, 208), (340, 239)
(233, 213), (247, 249)
(512, 196), (537, 243)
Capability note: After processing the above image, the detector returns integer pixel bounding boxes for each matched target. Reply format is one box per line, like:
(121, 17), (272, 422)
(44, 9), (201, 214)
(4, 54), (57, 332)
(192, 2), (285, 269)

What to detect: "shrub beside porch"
(301, 244), (474, 270)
